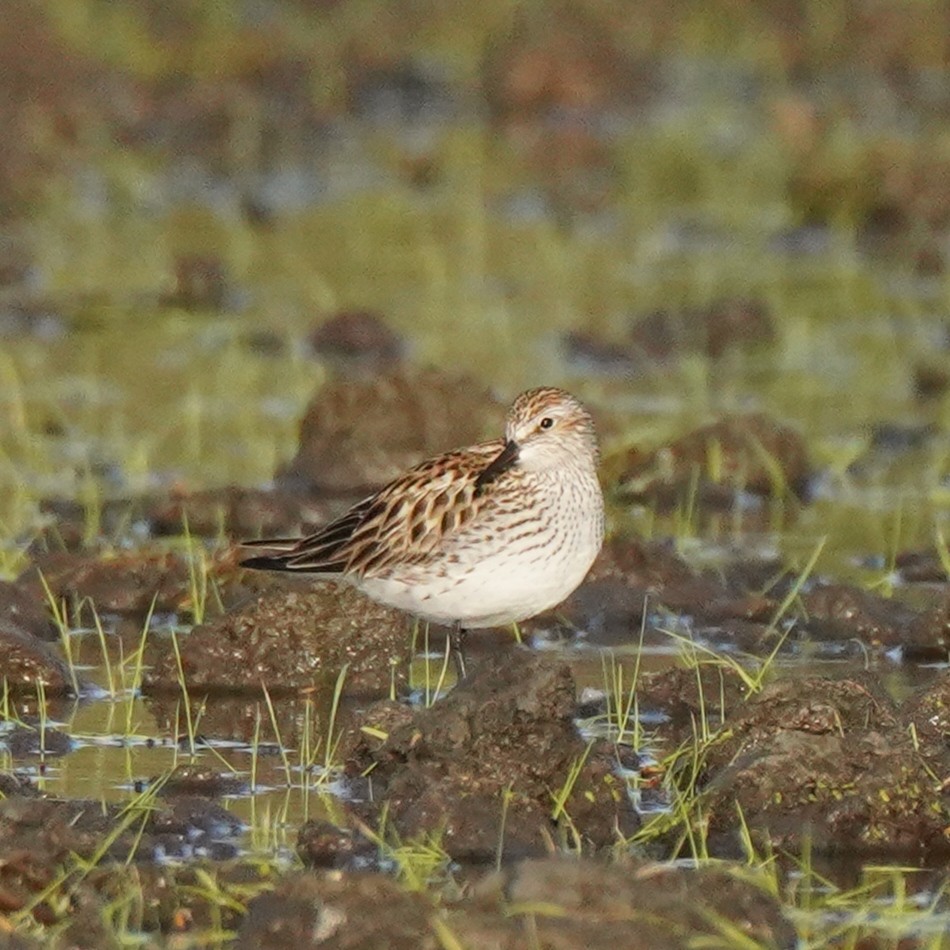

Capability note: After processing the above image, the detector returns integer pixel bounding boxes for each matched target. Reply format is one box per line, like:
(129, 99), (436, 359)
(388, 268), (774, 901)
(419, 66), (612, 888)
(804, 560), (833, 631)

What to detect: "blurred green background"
(4, 0), (950, 564)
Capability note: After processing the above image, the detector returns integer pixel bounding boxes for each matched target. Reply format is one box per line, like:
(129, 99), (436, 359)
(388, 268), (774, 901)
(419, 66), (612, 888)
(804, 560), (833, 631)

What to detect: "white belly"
(357, 489), (604, 628)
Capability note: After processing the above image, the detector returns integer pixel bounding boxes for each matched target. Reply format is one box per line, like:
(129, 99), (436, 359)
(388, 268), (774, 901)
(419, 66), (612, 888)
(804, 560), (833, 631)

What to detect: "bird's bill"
(475, 439), (519, 491)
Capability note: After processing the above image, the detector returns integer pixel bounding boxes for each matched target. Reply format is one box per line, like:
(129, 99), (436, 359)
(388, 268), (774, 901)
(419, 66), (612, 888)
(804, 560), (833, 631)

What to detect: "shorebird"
(242, 386), (604, 677)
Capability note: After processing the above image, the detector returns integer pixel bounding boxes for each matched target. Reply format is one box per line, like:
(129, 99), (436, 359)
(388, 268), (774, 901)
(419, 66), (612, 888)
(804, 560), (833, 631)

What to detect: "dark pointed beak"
(475, 439), (519, 493)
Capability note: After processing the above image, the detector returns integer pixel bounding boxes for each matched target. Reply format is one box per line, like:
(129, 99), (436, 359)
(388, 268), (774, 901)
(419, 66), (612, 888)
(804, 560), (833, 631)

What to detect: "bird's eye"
(539, 417), (554, 430)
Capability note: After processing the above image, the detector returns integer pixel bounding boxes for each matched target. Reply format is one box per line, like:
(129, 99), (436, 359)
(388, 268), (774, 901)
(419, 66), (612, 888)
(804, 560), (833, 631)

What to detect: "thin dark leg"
(450, 623), (468, 680)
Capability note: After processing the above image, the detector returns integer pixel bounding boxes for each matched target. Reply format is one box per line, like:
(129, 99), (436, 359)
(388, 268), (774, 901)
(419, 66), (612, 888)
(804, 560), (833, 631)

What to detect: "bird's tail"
(240, 537), (346, 574)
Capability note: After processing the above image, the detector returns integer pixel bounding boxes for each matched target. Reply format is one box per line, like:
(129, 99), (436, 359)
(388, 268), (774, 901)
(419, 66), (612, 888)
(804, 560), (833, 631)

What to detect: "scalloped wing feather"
(243, 439), (505, 576)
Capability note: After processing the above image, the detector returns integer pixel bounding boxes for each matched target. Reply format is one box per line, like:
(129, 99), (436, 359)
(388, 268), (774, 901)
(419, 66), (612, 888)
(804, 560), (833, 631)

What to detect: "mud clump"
(31, 497), (156, 551)
(347, 651), (638, 861)
(481, 14), (652, 215)
(900, 669), (950, 775)
(276, 370), (502, 496)
(159, 765), (249, 799)
(0, 798), (141, 912)
(0, 615), (78, 695)
(145, 486), (335, 540)
(0, 772), (38, 798)
(596, 536), (700, 590)
(16, 549), (195, 627)
(553, 537), (950, 664)
(0, 580), (59, 642)
(297, 819), (375, 870)
(617, 413), (812, 509)
(799, 583), (950, 659)
(894, 547), (950, 582)
(699, 675), (950, 857)
(30, 486), (331, 546)
(913, 361), (950, 400)
(801, 583), (915, 641)
(630, 664), (750, 746)
(563, 298), (775, 376)
(462, 857), (795, 950)
(0, 795), (248, 928)
(159, 253), (232, 311)
(306, 309), (405, 373)
(146, 796), (244, 861)
(6, 722), (73, 758)
(561, 329), (639, 376)
(143, 584), (411, 694)
(239, 870), (433, 949)
(628, 298), (776, 360)
(239, 855), (794, 949)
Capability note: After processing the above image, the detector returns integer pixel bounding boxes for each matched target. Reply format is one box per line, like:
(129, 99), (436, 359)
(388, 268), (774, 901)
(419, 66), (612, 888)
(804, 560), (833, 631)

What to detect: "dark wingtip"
(240, 553), (347, 575)
(240, 554), (292, 572)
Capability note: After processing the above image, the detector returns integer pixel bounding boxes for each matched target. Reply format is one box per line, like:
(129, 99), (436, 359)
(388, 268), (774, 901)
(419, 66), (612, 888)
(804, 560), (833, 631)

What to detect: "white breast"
(358, 466), (604, 629)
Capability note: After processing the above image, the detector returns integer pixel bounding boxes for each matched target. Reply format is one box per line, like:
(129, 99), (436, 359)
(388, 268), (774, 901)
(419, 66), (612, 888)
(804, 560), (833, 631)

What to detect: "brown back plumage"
(241, 386), (600, 580)
(241, 440), (504, 577)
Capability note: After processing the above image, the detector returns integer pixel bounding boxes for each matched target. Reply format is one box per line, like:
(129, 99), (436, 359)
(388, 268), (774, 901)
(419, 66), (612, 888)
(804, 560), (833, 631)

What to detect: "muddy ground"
(3, 368), (950, 945)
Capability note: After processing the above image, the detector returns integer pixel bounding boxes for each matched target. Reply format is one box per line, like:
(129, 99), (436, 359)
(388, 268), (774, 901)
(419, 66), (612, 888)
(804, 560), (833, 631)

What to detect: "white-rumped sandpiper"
(242, 386), (604, 676)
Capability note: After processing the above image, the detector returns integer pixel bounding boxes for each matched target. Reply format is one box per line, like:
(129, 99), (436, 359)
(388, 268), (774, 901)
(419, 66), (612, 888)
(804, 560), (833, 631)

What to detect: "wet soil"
(8, 407), (950, 945)
(6, 382), (950, 941)
(143, 583), (413, 695)
(237, 857), (795, 949)
(344, 650), (638, 860)
(701, 674), (949, 857)
(6, 481), (950, 939)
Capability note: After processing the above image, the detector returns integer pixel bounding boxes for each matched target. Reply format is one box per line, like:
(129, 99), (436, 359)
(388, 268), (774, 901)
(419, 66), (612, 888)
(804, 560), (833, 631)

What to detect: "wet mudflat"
(6, 2), (950, 947)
